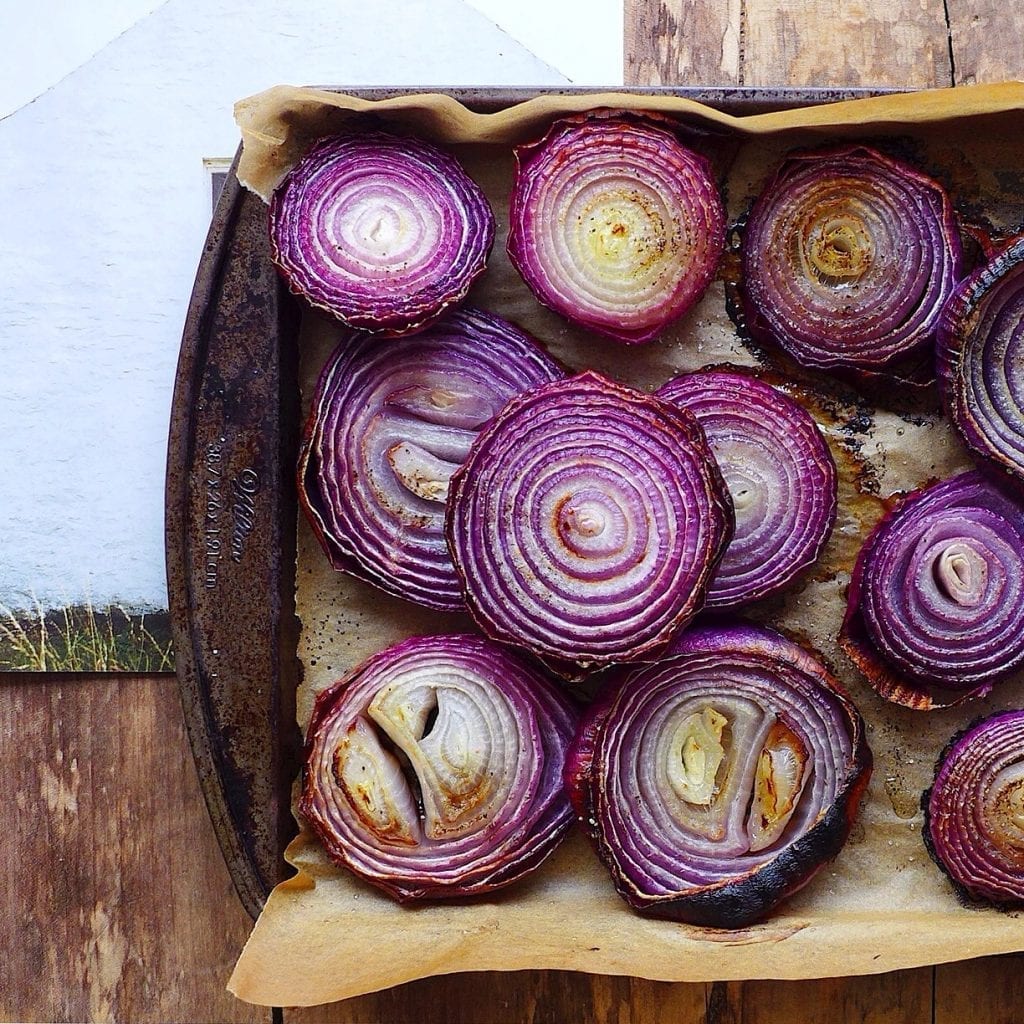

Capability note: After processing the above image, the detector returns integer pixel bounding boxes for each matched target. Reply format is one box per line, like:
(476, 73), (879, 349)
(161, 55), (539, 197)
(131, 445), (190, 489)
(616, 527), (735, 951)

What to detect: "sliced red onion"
(446, 372), (733, 667)
(300, 633), (577, 901)
(298, 308), (563, 611)
(937, 235), (1024, 487)
(740, 144), (962, 372)
(924, 710), (1024, 907)
(657, 368), (837, 607)
(507, 111), (725, 345)
(565, 623), (871, 927)
(270, 132), (494, 335)
(840, 471), (1024, 709)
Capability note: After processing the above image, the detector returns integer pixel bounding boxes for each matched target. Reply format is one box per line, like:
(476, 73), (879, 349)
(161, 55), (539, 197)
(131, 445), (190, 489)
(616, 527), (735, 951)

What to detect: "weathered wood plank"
(935, 954), (1024, 1024)
(946, 1), (1024, 84)
(705, 969), (933, 1024)
(0, 672), (264, 1024)
(285, 972), (707, 1024)
(625, 0), (952, 88)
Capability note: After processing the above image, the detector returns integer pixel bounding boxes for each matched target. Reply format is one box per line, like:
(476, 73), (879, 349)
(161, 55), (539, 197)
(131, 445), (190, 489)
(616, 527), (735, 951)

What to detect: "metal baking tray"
(165, 86), (893, 922)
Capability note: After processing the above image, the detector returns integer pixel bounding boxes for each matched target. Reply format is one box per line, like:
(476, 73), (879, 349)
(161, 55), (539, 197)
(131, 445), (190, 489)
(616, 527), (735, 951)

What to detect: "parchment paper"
(228, 84), (1024, 1007)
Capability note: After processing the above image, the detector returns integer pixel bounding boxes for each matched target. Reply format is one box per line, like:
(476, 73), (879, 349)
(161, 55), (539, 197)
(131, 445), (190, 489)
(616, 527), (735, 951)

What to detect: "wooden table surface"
(6, 3), (1024, 1022)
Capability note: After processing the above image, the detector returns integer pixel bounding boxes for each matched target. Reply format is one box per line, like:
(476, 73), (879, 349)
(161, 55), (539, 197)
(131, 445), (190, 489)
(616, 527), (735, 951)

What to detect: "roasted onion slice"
(937, 235), (1024, 486)
(507, 111), (725, 344)
(740, 144), (961, 372)
(565, 623), (871, 927)
(301, 634), (577, 901)
(657, 368), (837, 607)
(446, 372), (733, 667)
(924, 711), (1024, 907)
(298, 308), (563, 611)
(841, 471), (1024, 709)
(270, 132), (494, 335)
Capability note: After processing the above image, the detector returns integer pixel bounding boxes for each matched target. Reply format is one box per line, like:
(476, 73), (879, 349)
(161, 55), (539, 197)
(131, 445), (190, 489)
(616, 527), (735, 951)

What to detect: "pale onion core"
(301, 634), (576, 900)
(508, 114), (725, 344)
(742, 145), (961, 370)
(270, 132), (494, 334)
(657, 370), (837, 607)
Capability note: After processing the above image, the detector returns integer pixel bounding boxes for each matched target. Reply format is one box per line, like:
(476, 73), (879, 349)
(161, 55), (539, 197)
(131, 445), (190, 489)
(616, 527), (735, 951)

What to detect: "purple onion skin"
(298, 308), (563, 612)
(301, 634), (577, 902)
(924, 710), (1024, 908)
(566, 623), (871, 928)
(270, 132), (494, 336)
(507, 111), (725, 345)
(446, 371), (733, 668)
(740, 144), (962, 373)
(937, 234), (1024, 489)
(840, 471), (1024, 710)
(657, 368), (837, 608)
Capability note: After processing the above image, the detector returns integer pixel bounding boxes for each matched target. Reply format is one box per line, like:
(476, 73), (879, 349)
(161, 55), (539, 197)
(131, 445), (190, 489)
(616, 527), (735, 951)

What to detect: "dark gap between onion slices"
(657, 367), (837, 608)
(270, 131), (494, 336)
(507, 110), (726, 345)
(565, 622), (871, 928)
(923, 710), (1024, 908)
(298, 308), (564, 612)
(938, 234), (1024, 488)
(740, 144), (962, 375)
(840, 471), (1024, 710)
(445, 371), (733, 669)
(300, 633), (577, 902)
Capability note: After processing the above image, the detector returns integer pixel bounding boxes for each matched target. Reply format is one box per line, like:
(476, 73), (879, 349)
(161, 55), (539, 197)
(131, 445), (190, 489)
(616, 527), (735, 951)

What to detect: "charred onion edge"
(507, 109), (726, 345)
(566, 622), (871, 928)
(922, 710), (1024, 908)
(300, 633), (577, 902)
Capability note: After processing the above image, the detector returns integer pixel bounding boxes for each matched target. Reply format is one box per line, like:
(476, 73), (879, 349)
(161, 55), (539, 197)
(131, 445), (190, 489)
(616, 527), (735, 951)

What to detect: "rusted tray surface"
(165, 87), (888, 921)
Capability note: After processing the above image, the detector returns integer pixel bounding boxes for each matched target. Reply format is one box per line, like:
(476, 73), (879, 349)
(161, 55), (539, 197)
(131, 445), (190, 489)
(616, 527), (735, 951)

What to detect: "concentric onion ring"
(740, 144), (962, 371)
(840, 471), (1024, 709)
(446, 372), (733, 667)
(938, 234), (1024, 487)
(270, 132), (494, 335)
(301, 633), (577, 901)
(924, 710), (1024, 907)
(657, 368), (837, 607)
(507, 111), (725, 344)
(298, 308), (563, 611)
(565, 622), (871, 927)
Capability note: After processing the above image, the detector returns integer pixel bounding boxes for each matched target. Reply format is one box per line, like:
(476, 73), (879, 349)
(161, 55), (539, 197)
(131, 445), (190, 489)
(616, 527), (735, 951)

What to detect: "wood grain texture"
(285, 972), (707, 1024)
(935, 954), (1024, 1024)
(0, 672), (264, 1024)
(705, 969), (933, 1024)
(945, 2), (1024, 84)
(625, 0), (952, 88)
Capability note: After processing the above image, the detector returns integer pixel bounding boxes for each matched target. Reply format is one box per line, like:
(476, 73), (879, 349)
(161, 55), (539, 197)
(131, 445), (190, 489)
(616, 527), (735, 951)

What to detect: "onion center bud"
(933, 540), (987, 607)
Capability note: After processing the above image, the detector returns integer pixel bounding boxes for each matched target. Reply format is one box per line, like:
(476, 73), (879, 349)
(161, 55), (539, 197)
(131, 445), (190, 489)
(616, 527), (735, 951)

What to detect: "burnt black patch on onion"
(446, 372), (733, 668)
(658, 367), (837, 608)
(298, 308), (563, 611)
(507, 111), (725, 345)
(840, 471), (1024, 709)
(740, 144), (962, 374)
(300, 634), (577, 901)
(270, 131), (494, 335)
(565, 622), (871, 928)
(923, 710), (1024, 908)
